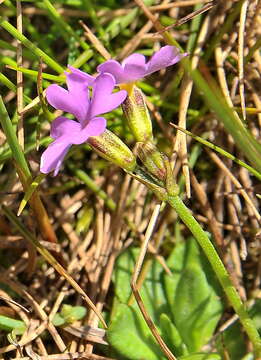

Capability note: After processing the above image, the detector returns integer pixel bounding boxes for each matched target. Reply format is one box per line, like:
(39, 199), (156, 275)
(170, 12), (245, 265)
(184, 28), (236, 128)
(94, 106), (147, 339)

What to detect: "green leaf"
(76, 205), (94, 234)
(113, 247), (169, 319)
(178, 353), (221, 360)
(108, 303), (164, 360)
(60, 304), (87, 323)
(52, 313), (65, 327)
(108, 247), (170, 360)
(160, 313), (188, 357)
(0, 315), (26, 334)
(52, 305), (87, 327)
(215, 299), (261, 359)
(164, 238), (223, 352)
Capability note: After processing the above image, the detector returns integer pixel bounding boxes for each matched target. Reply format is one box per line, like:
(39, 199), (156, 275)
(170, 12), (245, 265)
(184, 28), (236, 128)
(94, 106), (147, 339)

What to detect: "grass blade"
(0, 17), (64, 73)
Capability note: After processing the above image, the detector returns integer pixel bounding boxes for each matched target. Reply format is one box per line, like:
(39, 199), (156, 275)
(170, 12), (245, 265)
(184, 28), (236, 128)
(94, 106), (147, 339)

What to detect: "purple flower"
(97, 46), (186, 84)
(40, 66), (127, 176)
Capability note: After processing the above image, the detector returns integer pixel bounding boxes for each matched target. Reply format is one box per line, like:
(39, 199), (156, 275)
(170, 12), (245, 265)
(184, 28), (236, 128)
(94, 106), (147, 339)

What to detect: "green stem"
(167, 194), (261, 358)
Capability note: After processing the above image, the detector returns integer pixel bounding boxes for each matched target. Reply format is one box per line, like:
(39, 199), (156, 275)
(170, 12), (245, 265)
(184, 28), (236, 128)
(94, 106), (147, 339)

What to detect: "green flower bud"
(121, 85), (153, 142)
(88, 129), (136, 172)
(136, 141), (166, 181)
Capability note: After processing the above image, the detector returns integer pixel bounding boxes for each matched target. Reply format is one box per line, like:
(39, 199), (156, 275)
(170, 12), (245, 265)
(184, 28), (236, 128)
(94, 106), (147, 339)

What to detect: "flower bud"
(136, 141), (166, 181)
(88, 129), (136, 172)
(121, 85), (153, 142)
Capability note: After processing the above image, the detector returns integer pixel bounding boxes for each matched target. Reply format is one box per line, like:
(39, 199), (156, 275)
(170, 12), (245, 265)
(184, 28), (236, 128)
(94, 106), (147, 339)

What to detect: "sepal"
(88, 129), (136, 172)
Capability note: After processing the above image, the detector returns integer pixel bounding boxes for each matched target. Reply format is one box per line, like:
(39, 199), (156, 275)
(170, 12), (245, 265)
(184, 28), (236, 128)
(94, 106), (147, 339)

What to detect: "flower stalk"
(163, 163), (261, 358)
(166, 193), (261, 358)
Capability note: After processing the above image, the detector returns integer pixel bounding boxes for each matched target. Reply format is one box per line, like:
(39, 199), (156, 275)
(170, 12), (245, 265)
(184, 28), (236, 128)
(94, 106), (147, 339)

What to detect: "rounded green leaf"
(107, 303), (164, 360)
(165, 238), (223, 352)
(178, 352), (221, 360)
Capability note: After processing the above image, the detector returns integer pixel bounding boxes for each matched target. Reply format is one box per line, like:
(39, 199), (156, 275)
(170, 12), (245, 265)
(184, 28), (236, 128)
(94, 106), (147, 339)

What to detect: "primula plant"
(39, 46), (261, 360)
(0, 1), (261, 360)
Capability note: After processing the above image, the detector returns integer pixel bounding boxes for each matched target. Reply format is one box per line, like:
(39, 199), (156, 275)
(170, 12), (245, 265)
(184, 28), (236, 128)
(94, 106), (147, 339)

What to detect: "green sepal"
(121, 85), (153, 142)
(88, 129), (136, 172)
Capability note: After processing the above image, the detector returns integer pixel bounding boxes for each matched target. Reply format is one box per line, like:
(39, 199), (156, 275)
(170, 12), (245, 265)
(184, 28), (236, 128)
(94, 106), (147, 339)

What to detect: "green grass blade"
(0, 96), (31, 179)
(0, 72), (32, 104)
(7, 65), (65, 83)
(0, 136), (51, 166)
(0, 315), (26, 334)
(187, 63), (261, 172)
(69, 164), (116, 211)
(82, 0), (106, 38)
(172, 125), (261, 181)
(0, 17), (64, 73)
(70, 49), (94, 69)
(18, 174), (46, 216)
(39, 0), (90, 51)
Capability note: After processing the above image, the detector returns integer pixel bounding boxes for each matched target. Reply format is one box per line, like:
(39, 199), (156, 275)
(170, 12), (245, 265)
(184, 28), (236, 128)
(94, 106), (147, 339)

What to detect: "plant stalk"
(167, 194), (261, 358)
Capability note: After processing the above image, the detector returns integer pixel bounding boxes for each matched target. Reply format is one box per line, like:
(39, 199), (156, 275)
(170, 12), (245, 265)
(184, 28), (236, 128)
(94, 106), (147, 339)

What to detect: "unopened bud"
(121, 85), (153, 142)
(136, 142), (166, 181)
(88, 129), (136, 172)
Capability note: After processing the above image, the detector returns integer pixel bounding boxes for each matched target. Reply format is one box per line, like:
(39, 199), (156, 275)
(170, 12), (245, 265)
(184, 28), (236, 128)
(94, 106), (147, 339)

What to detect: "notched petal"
(145, 45), (185, 75)
(90, 73), (127, 118)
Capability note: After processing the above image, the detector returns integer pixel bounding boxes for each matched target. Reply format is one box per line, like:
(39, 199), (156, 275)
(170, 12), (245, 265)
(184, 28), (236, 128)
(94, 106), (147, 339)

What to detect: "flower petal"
(97, 60), (125, 84)
(46, 67), (94, 124)
(46, 84), (89, 124)
(65, 66), (95, 93)
(51, 115), (106, 141)
(89, 73), (127, 118)
(40, 139), (72, 176)
(122, 53), (146, 68)
(40, 116), (107, 175)
(82, 116), (107, 138)
(145, 45), (185, 76)
(97, 55), (147, 84)
(121, 53), (146, 82)
(50, 116), (82, 139)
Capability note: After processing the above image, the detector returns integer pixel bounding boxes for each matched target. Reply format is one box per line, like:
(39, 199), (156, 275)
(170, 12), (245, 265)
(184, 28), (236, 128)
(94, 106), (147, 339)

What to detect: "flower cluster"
(40, 46), (186, 175)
